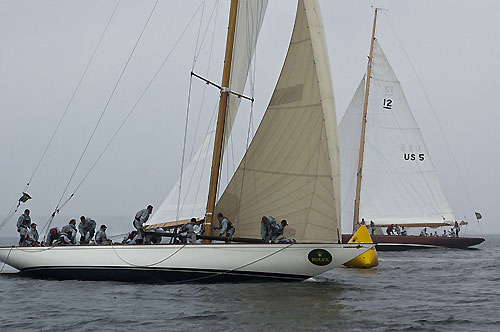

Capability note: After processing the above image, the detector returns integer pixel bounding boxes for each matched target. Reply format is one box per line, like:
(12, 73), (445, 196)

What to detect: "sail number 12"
(383, 98), (392, 110)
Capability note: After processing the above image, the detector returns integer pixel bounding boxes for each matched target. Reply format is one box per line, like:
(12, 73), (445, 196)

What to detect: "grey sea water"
(0, 235), (498, 332)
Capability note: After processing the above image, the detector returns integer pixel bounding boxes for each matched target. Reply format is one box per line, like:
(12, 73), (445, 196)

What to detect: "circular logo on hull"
(308, 249), (332, 266)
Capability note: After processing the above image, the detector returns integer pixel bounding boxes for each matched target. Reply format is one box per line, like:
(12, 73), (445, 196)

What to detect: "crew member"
(95, 225), (111, 245)
(454, 221), (460, 237)
(369, 220), (376, 235)
(181, 218), (198, 243)
(276, 219), (288, 241)
(394, 225), (401, 235)
(261, 216), (278, 243)
(150, 228), (164, 244)
(132, 205), (153, 244)
(59, 219), (78, 245)
(401, 226), (407, 236)
(26, 223), (39, 246)
(46, 227), (60, 246)
(78, 216), (96, 244)
(386, 224), (394, 235)
(215, 213), (235, 239)
(122, 231), (138, 244)
(270, 217), (279, 242)
(16, 209), (31, 246)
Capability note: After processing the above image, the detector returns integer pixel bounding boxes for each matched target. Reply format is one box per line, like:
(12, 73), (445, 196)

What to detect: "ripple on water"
(0, 236), (497, 331)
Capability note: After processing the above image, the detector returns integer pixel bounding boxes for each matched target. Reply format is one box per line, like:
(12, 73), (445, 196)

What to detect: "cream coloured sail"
(147, 0), (268, 225)
(216, 0), (341, 242)
(339, 40), (454, 231)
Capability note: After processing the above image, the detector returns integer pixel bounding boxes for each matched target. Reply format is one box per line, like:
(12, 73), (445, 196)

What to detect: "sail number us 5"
(404, 153), (425, 161)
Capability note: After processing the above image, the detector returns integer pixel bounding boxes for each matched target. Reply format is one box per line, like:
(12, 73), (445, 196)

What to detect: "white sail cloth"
(147, 0), (268, 225)
(339, 40), (454, 232)
(216, 0), (341, 243)
(338, 78), (365, 232)
(225, 0), (268, 146)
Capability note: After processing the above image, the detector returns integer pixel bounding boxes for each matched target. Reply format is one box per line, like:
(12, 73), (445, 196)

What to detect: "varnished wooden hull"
(342, 234), (484, 251)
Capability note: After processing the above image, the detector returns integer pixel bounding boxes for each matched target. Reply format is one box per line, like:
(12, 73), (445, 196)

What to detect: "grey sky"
(0, 0), (498, 236)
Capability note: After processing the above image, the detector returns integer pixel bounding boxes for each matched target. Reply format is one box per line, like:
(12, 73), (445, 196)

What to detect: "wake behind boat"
(0, 0), (374, 281)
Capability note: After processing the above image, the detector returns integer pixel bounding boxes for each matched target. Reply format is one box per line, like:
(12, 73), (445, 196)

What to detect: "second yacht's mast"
(353, 8), (379, 231)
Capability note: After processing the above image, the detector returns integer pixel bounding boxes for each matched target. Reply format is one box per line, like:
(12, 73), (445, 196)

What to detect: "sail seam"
(239, 168), (331, 178)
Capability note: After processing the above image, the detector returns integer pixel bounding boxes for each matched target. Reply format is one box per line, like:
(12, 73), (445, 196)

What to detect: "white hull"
(0, 243), (373, 282)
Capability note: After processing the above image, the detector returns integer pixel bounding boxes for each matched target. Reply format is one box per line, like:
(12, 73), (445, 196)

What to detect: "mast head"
(371, 6), (388, 12)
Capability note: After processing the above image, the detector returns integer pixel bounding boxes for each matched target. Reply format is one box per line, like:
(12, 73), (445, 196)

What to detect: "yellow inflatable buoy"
(343, 225), (379, 268)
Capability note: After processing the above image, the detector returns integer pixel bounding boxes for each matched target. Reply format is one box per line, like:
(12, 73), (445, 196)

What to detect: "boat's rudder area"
(343, 226), (379, 268)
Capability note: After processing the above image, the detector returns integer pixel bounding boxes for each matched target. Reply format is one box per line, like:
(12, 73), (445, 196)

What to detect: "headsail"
(225, 0), (268, 146)
(339, 78), (365, 231)
(147, 0), (268, 225)
(216, 0), (341, 243)
(339, 40), (454, 231)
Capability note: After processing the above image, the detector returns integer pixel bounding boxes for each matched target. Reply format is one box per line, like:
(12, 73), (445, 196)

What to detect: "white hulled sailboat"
(0, 0), (373, 282)
(339, 9), (484, 250)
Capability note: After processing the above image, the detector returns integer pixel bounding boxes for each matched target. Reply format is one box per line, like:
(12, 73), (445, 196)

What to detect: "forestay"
(339, 40), (454, 231)
(216, 0), (341, 243)
(147, 0), (268, 225)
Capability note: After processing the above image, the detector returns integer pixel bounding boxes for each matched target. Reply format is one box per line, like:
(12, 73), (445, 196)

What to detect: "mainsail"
(216, 0), (341, 242)
(339, 40), (454, 231)
(148, 0), (268, 225)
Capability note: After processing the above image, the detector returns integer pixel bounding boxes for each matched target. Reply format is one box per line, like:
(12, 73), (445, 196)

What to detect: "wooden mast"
(203, 0), (239, 238)
(353, 8), (378, 231)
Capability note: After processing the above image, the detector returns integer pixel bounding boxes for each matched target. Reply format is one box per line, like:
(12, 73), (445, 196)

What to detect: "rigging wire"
(177, 1), (206, 221)
(382, 12), (484, 234)
(178, 0), (221, 218)
(0, 0), (121, 230)
(0, 200), (21, 231)
(38, 2), (206, 234)
(188, 0), (220, 162)
(27, 0), (121, 188)
(65, 3), (206, 199)
(41, 0), (160, 235)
